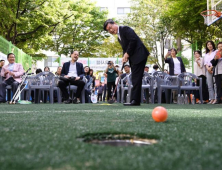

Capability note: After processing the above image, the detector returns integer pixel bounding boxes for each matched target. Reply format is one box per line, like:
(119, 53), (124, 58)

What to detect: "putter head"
(108, 99), (115, 104)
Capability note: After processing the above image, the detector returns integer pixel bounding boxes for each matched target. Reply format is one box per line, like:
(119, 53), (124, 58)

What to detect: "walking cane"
(10, 68), (31, 104)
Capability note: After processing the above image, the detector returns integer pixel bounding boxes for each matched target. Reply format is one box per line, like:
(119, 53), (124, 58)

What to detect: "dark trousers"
(103, 84), (107, 101)
(196, 75), (209, 101)
(131, 59), (147, 103)
(107, 81), (116, 100)
(85, 89), (91, 103)
(97, 93), (102, 101)
(0, 81), (19, 102)
(58, 79), (85, 100)
(215, 74), (222, 101)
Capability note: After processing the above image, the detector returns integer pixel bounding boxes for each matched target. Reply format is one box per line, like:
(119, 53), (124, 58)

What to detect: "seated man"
(121, 64), (131, 84)
(0, 53), (24, 103)
(58, 51), (85, 104)
(0, 59), (5, 73)
(119, 64), (131, 102)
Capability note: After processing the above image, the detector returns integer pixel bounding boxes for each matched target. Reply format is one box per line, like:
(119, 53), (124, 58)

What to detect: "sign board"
(60, 57), (123, 71)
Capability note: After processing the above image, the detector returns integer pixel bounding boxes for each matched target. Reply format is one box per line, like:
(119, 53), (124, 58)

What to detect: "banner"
(60, 57), (123, 71)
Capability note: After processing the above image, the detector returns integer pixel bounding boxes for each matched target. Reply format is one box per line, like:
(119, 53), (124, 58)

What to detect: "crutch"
(10, 68), (31, 104)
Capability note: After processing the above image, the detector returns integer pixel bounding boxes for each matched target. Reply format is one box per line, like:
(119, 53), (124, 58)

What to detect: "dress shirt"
(117, 26), (121, 41)
(68, 61), (78, 77)
(8, 63), (15, 72)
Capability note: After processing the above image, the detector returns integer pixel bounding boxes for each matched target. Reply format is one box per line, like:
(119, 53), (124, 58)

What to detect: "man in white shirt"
(58, 51), (85, 104)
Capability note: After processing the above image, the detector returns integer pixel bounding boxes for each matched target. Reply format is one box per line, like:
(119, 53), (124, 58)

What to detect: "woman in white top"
(194, 50), (208, 103)
(165, 48), (186, 103)
(204, 41), (216, 104)
(165, 48), (186, 76)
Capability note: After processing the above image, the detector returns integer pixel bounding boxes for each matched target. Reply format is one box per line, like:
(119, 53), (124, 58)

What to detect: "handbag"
(5, 77), (15, 85)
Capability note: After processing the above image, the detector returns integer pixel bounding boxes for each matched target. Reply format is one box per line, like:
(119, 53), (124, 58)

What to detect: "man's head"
(124, 64), (131, 73)
(144, 66), (149, 72)
(7, 53), (15, 64)
(100, 82), (102, 85)
(104, 19), (119, 35)
(0, 60), (5, 67)
(36, 68), (42, 74)
(107, 61), (114, 67)
(71, 51), (79, 62)
(153, 64), (159, 70)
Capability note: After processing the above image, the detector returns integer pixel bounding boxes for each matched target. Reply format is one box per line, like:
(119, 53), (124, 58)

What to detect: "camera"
(168, 49), (171, 54)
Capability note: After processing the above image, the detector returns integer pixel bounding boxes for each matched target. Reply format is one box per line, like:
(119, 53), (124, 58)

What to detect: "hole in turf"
(78, 133), (159, 146)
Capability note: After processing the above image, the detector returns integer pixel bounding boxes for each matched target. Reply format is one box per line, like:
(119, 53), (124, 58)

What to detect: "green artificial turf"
(0, 103), (222, 170)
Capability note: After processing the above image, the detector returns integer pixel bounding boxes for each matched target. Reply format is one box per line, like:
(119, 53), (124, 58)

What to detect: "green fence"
(0, 36), (32, 71)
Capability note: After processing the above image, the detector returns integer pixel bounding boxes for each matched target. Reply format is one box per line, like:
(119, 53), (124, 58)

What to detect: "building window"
(117, 7), (131, 14)
(100, 7), (108, 12)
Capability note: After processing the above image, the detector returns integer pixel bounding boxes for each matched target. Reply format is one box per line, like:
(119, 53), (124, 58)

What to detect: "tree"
(163, 0), (222, 51)
(0, 0), (108, 61)
(0, 0), (72, 54)
(47, 0), (108, 57)
(94, 36), (123, 58)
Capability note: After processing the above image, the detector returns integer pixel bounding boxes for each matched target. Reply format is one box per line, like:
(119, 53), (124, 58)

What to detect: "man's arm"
(105, 67), (109, 73)
(1, 66), (7, 77)
(61, 63), (66, 76)
(124, 26), (137, 57)
(13, 64), (24, 77)
(78, 63), (85, 80)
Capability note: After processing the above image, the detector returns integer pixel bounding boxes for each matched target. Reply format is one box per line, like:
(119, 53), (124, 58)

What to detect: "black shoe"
(0, 100), (6, 103)
(73, 97), (78, 104)
(124, 100), (140, 106)
(64, 99), (72, 104)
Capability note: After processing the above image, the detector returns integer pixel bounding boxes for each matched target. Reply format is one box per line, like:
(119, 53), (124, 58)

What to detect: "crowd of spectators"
(1, 42), (222, 104)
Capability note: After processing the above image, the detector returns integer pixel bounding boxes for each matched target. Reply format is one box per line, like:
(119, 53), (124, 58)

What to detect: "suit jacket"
(165, 57), (186, 75)
(61, 61), (85, 80)
(0, 63), (24, 83)
(118, 26), (150, 65)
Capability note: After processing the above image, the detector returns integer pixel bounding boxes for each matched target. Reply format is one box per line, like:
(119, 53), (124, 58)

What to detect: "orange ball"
(152, 106), (168, 122)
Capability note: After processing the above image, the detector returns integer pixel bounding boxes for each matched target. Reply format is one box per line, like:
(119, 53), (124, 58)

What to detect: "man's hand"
(9, 71), (15, 77)
(64, 75), (69, 78)
(4, 71), (9, 76)
(122, 53), (129, 63)
(75, 77), (80, 80)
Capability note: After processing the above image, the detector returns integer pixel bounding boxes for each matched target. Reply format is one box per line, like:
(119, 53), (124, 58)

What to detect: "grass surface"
(0, 103), (222, 170)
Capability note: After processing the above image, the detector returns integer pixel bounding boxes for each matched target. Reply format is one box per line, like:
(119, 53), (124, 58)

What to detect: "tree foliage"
(94, 36), (123, 58)
(163, 0), (222, 50)
(48, 0), (109, 57)
(121, 0), (171, 70)
(0, 0), (108, 60)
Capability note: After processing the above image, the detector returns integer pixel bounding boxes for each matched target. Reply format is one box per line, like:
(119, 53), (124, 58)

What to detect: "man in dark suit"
(58, 51), (85, 104)
(104, 19), (149, 106)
